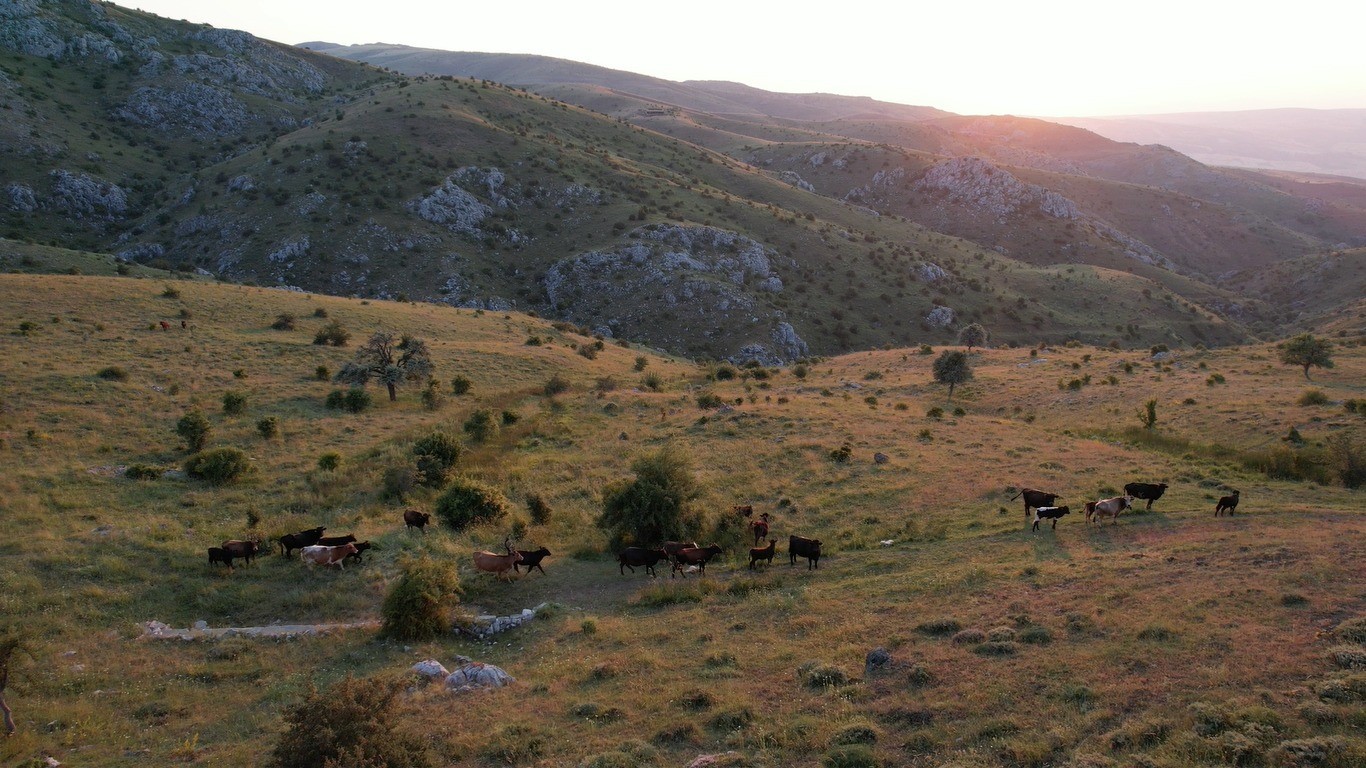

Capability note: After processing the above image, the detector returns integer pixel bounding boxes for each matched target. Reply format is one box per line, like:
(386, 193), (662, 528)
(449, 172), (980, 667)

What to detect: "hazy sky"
(114, 0), (1366, 116)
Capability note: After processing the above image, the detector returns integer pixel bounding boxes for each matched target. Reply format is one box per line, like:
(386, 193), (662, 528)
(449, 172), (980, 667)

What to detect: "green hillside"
(0, 274), (1362, 767)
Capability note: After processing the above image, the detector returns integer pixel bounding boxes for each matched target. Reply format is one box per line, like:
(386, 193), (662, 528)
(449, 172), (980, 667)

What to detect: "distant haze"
(116, 0), (1366, 116)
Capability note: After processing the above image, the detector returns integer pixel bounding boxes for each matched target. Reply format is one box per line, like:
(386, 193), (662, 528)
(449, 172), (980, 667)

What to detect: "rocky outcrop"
(924, 305), (956, 328)
(445, 659), (515, 693)
(779, 170), (816, 192)
(543, 224), (805, 362)
(6, 182), (36, 212)
(919, 157), (1080, 220)
(409, 174), (494, 236)
(48, 169), (126, 221)
(115, 83), (252, 137)
(267, 235), (310, 265)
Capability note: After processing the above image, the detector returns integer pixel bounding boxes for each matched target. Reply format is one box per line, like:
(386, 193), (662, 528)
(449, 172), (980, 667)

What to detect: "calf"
(220, 539), (260, 566)
(472, 540), (522, 581)
(1031, 506), (1070, 532)
(1215, 490), (1240, 516)
(617, 547), (669, 577)
(671, 544), (723, 577)
(1010, 488), (1060, 518)
(662, 541), (697, 560)
(1124, 482), (1169, 511)
(748, 539), (777, 569)
(733, 504), (754, 518)
(1085, 496), (1133, 525)
(789, 535), (822, 569)
(278, 526), (325, 557)
(301, 543), (358, 569)
(345, 541), (375, 564)
(749, 516), (770, 547)
(316, 534), (357, 547)
(513, 547), (552, 575)
(207, 547), (233, 568)
(403, 509), (431, 531)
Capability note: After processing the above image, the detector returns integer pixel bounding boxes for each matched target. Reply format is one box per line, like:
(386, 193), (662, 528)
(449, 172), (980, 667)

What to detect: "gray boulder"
(445, 661), (515, 693)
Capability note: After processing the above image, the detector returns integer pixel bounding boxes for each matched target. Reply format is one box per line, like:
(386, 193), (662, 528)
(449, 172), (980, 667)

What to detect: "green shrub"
(793, 363), (809, 379)
(463, 409), (498, 443)
(1298, 389), (1329, 406)
(633, 355), (649, 371)
(184, 447), (251, 485)
(256, 416), (279, 439)
(450, 374), (472, 395)
(420, 379), (445, 411)
(1018, 625), (1053, 644)
(270, 675), (432, 768)
(325, 389), (346, 410)
(973, 641), (1019, 656)
(434, 477), (510, 532)
(413, 431), (461, 487)
(97, 366), (128, 381)
(176, 411), (211, 452)
(916, 618), (962, 636)
(312, 320), (349, 346)
(314, 365), (329, 381)
(952, 628), (986, 645)
(343, 387), (372, 413)
(270, 313), (296, 331)
(527, 493), (553, 525)
(797, 662), (848, 689)
(316, 452), (341, 472)
(641, 372), (663, 391)
(696, 392), (724, 409)
(707, 706), (754, 732)
(160, 284), (180, 299)
(1336, 617), (1366, 643)
(829, 442), (853, 463)
(906, 663), (934, 688)
(544, 374), (570, 396)
(577, 344), (598, 360)
(830, 723), (879, 746)
(714, 365), (737, 381)
(313, 307), (328, 318)
(380, 556), (461, 641)
(823, 744), (879, 768)
(926, 407), (944, 419)
(598, 445), (701, 549)
(222, 390), (247, 415)
(124, 464), (162, 481)
(1242, 445), (1328, 483)
(1137, 624), (1178, 642)
(501, 410), (519, 426)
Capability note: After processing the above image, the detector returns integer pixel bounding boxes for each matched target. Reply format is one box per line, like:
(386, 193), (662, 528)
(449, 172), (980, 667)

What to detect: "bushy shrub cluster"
(176, 411), (211, 452)
(434, 478), (509, 532)
(450, 374), (472, 395)
(312, 320), (349, 346)
(412, 431), (461, 487)
(184, 447), (251, 485)
(325, 388), (372, 413)
(463, 409), (498, 442)
(380, 556), (460, 641)
(269, 676), (432, 768)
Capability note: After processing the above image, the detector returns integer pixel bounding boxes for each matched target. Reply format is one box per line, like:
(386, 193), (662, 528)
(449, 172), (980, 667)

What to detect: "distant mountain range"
(1, 3), (1362, 362)
(1052, 109), (1366, 180)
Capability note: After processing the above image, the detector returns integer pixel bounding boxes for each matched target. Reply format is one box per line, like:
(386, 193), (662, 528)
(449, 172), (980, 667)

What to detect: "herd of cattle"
(205, 484), (1243, 577)
(1013, 482), (1242, 532)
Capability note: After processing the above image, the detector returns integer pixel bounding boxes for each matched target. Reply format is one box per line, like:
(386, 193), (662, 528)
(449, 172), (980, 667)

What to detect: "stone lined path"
(141, 619), (378, 641)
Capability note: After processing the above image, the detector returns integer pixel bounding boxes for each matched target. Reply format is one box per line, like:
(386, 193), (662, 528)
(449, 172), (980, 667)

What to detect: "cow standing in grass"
(1215, 490), (1240, 516)
(1124, 482), (1169, 511)
(1010, 488), (1060, 519)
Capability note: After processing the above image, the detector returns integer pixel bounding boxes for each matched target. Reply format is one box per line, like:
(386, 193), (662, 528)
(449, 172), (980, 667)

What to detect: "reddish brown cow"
(748, 539), (777, 570)
(473, 542), (522, 581)
(301, 543), (358, 569)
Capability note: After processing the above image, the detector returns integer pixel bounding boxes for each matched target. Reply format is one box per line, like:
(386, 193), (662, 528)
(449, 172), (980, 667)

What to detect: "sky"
(113, 0), (1366, 117)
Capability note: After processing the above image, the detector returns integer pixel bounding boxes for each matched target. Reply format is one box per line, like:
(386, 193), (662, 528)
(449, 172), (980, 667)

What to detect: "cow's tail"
(1009, 491), (1023, 501)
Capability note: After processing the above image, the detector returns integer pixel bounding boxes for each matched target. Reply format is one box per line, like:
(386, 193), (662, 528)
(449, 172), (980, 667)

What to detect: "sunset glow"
(116, 0), (1366, 116)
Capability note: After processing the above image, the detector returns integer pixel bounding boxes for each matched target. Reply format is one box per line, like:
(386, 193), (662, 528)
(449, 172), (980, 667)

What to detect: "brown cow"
(472, 540), (522, 581)
(748, 539), (777, 569)
(301, 543), (358, 569)
(403, 509), (431, 531)
(220, 539), (260, 566)
(749, 513), (771, 547)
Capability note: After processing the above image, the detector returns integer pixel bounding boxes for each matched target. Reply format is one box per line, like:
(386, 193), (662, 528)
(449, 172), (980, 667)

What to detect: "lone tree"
(958, 323), (989, 352)
(1279, 333), (1334, 381)
(932, 350), (973, 400)
(598, 445), (703, 549)
(336, 332), (434, 402)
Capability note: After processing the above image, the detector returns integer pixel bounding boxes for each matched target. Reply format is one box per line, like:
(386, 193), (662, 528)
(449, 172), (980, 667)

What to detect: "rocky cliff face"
(544, 224), (807, 362)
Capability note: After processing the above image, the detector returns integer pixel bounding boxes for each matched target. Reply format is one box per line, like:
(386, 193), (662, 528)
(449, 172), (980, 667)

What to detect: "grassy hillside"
(0, 274), (1361, 767)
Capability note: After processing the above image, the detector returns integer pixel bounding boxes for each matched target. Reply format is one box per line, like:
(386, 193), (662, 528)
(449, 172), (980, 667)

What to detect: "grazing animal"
(1031, 506), (1071, 532)
(220, 539), (260, 566)
(278, 526), (326, 557)
(403, 509), (431, 531)
(662, 541), (697, 560)
(345, 541), (375, 563)
(733, 504), (754, 518)
(159, 320), (170, 331)
(472, 540), (523, 580)
(617, 547), (669, 577)
(671, 544), (724, 577)
(749, 516), (770, 547)
(316, 534), (357, 547)
(1215, 490), (1241, 516)
(513, 547), (552, 574)
(1085, 496), (1133, 525)
(748, 539), (777, 569)
(1010, 488), (1060, 518)
(301, 543), (358, 569)
(1123, 482), (1169, 511)
(207, 547), (233, 568)
(789, 535), (822, 569)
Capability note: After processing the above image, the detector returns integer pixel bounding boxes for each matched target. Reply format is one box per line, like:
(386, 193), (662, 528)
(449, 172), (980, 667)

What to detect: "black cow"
(316, 534), (357, 547)
(277, 526), (325, 558)
(789, 535), (822, 569)
(1010, 488), (1060, 518)
(403, 510), (431, 531)
(207, 547), (233, 568)
(514, 547), (552, 574)
(220, 539), (260, 566)
(345, 541), (375, 563)
(1215, 490), (1240, 517)
(617, 547), (669, 577)
(1124, 482), (1169, 511)
(1031, 506), (1070, 532)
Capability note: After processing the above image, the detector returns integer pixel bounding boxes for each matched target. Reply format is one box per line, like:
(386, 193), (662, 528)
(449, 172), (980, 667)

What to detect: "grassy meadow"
(0, 273), (1362, 768)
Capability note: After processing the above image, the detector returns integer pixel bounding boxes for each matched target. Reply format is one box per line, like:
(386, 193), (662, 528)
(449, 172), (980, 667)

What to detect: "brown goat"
(472, 539), (522, 581)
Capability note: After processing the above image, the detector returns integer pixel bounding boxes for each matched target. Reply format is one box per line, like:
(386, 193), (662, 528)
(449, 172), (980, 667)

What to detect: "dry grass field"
(0, 274), (1362, 768)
